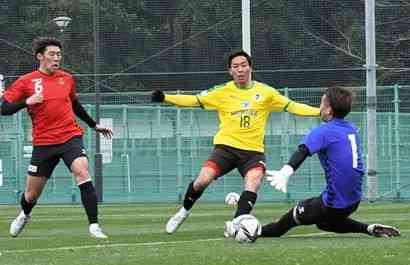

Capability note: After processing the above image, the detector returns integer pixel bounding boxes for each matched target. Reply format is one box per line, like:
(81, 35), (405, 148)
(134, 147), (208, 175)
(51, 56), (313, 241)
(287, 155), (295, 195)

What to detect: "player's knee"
(245, 167), (264, 182)
(247, 166), (264, 177)
(73, 169), (90, 183)
(195, 170), (216, 190)
(244, 168), (264, 191)
(193, 177), (211, 191)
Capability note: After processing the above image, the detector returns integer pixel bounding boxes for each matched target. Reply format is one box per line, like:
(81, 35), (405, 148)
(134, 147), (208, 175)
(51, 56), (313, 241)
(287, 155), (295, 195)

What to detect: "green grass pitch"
(0, 202), (409, 265)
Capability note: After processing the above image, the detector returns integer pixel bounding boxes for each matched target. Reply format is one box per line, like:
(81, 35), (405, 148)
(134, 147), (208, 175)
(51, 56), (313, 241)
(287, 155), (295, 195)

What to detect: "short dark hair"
(325, 86), (352, 118)
(227, 50), (252, 68)
(32, 37), (62, 56)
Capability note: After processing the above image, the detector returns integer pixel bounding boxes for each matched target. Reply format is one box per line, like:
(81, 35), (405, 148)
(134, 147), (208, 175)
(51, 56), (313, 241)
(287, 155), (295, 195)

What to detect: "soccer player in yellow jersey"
(151, 50), (320, 236)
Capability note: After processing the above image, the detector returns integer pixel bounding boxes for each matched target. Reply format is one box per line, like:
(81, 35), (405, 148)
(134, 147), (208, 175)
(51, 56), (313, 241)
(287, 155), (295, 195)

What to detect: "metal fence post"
(393, 84), (401, 199)
(176, 91), (183, 202)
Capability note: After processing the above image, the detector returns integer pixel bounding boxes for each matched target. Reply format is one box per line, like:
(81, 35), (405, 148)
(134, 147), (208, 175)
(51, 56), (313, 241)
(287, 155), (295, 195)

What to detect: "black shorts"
(293, 196), (359, 225)
(205, 144), (266, 178)
(28, 136), (87, 178)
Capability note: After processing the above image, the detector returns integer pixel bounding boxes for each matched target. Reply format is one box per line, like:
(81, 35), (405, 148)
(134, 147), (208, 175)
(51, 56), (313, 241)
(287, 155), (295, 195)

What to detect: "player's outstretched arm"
(151, 90), (200, 107)
(151, 90), (165, 102)
(286, 101), (320, 117)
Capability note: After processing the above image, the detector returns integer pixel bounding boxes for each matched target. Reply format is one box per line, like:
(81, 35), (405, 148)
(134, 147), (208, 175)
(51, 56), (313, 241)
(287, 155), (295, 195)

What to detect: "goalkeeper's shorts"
(293, 196), (359, 225)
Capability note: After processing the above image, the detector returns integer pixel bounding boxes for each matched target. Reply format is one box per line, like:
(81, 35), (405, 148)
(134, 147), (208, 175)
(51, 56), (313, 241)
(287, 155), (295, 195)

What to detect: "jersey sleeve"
(69, 75), (77, 101)
(196, 85), (223, 110)
(3, 79), (27, 103)
(164, 94), (200, 107)
(266, 85), (319, 116)
(286, 101), (320, 116)
(300, 126), (328, 155)
(266, 86), (291, 112)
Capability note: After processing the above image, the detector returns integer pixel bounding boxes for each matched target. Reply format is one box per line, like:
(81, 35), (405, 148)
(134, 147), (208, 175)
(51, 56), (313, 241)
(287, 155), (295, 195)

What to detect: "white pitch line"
(0, 238), (223, 254)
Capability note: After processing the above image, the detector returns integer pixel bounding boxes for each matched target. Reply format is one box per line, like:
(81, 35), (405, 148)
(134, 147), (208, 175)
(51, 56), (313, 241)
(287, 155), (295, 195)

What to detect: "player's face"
(229, 56), (252, 86)
(37, 45), (62, 74)
(320, 94), (333, 122)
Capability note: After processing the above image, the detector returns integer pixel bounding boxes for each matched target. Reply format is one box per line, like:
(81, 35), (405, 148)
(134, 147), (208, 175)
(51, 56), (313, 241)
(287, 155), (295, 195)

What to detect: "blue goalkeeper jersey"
(301, 118), (364, 209)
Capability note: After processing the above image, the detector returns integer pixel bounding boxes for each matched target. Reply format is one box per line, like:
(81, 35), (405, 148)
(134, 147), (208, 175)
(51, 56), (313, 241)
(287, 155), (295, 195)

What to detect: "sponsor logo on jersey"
(28, 164), (38, 173)
(81, 149), (86, 155)
(297, 206), (305, 214)
(242, 101), (250, 109)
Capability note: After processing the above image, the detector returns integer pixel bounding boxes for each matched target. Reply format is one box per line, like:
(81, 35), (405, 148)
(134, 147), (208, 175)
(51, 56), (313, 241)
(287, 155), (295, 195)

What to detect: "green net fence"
(1, 86), (410, 204)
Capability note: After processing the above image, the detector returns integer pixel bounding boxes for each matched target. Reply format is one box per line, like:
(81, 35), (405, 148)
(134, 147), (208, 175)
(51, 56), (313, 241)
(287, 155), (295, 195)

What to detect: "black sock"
(261, 208), (297, 237)
(79, 181), (98, 224)
(316, 218), (369, 234)
(344, 218), (369, 234)
(234, 190), (257, 218)
(183, 181), (204, 211)
(21, 193), (36, 215)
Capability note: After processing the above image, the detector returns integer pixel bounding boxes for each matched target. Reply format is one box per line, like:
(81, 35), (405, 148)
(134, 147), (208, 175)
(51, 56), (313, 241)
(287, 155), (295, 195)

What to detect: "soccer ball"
(225, 192), (240, 206)
(234, 214), (261, 243)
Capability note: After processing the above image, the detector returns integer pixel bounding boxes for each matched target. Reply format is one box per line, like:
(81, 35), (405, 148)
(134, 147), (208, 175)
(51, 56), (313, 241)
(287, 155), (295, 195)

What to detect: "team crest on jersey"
(254, 93), (262, 101)
(58, 77), (65, 85)
(242, 101), (250, 109)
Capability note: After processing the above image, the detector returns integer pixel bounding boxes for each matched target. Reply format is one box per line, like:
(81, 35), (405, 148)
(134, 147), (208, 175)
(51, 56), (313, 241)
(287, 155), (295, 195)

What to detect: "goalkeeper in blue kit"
(261, 86), (400, 238)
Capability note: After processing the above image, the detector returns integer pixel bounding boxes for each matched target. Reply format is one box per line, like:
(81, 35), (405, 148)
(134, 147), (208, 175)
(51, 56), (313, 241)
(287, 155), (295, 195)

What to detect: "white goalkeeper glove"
(266, 164), (294, 193)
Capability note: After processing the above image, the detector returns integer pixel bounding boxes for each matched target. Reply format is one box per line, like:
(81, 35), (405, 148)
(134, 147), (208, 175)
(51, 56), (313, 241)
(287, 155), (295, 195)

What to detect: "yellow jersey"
(165, 81), (319, 152)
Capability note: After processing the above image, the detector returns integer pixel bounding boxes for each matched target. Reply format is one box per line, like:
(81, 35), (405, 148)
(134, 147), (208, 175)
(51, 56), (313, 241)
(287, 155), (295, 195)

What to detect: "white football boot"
(89, 223), (108, 239)
(10, 211), (30, 237)
(367, 224), (400, 238)
(166, 208), (189, 234)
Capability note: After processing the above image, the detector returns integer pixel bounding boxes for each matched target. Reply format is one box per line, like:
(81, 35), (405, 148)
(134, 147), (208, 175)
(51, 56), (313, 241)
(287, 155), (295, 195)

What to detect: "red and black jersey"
(3, 70), (83, 146)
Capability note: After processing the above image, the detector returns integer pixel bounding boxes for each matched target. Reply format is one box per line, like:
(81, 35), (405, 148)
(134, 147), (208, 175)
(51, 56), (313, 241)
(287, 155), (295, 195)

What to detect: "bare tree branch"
(301, 24), (365, 62)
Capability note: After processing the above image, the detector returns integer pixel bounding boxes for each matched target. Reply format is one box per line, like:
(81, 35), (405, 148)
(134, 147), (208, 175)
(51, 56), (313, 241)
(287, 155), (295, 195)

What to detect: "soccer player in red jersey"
(1, 37), (113, 238)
